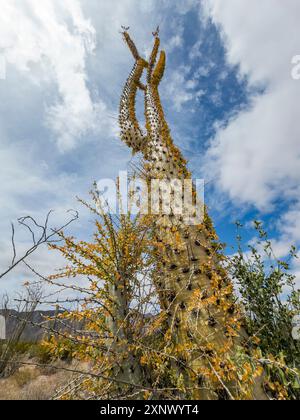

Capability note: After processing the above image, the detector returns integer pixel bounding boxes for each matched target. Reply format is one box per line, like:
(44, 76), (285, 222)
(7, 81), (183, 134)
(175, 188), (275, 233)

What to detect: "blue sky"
(0, 0), (300, 297)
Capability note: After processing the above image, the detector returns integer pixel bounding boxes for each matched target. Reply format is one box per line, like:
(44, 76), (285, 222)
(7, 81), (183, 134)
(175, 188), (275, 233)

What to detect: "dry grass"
(0, 362), (75, 400)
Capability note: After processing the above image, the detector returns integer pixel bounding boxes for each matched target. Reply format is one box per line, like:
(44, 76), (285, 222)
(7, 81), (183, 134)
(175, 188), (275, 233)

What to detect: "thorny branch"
(0, 210), (79, 280)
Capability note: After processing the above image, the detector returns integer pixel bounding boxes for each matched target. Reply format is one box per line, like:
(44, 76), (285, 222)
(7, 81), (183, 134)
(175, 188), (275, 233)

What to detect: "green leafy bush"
(229, 221), (300, 399)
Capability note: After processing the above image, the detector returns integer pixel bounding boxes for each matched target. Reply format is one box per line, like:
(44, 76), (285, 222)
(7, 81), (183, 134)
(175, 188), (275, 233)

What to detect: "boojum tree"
(119, 29), (266, 400)
(42, 30), (268, 400)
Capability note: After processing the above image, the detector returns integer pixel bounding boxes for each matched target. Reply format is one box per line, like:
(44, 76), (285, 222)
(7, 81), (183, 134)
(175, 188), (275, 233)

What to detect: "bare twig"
(0, 210), (79, 280)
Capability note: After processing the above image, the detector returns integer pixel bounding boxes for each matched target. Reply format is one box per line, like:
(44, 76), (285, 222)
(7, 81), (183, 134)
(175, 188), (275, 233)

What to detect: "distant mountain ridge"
(0, 310), (62, 342)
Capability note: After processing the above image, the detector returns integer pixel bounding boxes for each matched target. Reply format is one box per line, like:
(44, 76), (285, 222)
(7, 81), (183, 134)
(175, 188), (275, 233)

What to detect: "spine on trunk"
(119, 30), (266, 400)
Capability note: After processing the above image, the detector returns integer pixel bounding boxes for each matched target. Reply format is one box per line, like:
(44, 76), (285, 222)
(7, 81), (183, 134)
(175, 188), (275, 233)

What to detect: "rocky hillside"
(0, 310), (64, 342)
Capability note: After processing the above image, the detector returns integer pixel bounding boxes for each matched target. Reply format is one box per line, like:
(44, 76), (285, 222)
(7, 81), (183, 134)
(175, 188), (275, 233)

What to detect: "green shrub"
(229, 221), (300, 399)
(28, 343), (52, 364)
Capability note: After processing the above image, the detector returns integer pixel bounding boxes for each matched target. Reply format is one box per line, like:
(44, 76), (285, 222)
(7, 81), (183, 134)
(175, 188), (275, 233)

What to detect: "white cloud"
(165, 69), (194, 111)
(203, 0), (300, 250)
(0, 0), (112, 152)
(163, 65), (205, 112)
(202, 0), (300, 88)
(270, 199), (300, 258)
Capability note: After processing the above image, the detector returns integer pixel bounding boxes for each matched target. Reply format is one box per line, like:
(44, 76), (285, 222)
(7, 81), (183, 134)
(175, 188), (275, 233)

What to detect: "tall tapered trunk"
(119, 31), (266, 400)
(106, 279), (145, 397)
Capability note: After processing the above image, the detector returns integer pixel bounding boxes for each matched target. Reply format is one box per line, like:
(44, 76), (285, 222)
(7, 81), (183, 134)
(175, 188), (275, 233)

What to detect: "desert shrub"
(28, 343), (53, 364)
(13, 366), (39, 387)
(8, 341), (32, 355)
(41, 338), (75, 363)
(229, 221), (300, 399)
